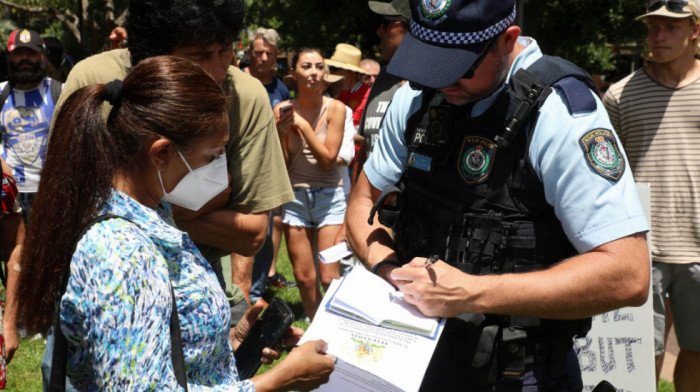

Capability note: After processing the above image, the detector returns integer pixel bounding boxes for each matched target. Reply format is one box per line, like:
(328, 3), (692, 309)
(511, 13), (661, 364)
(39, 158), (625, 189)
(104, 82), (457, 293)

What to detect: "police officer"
(345, 0), (651, 391)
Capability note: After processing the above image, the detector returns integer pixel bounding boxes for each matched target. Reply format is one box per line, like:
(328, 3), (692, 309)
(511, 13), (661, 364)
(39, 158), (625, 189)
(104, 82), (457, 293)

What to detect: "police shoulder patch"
(579, 128), (625, 182)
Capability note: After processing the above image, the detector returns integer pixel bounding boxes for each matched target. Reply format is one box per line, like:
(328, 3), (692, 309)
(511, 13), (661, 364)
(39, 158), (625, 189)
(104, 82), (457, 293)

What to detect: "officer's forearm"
(474, 232), (650, 319)
(346, 171), (399, 271)
(176, 209), (269, 256)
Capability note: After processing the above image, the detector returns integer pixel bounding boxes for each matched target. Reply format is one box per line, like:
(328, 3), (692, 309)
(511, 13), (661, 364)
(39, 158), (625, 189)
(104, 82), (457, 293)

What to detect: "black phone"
(234, 297), (295, 380)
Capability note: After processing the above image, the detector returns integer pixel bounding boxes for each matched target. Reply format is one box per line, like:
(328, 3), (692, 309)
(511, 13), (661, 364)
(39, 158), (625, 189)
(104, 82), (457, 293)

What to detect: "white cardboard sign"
(576, 183), (655, 392)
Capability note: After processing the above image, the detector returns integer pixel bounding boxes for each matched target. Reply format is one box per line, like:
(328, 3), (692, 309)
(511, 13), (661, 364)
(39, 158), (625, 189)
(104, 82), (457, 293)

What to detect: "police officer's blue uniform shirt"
(365, 37), (649, 254)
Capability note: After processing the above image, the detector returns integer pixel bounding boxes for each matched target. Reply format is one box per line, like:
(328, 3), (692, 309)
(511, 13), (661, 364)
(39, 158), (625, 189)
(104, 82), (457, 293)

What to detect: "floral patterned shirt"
(60, 190), (256, 391)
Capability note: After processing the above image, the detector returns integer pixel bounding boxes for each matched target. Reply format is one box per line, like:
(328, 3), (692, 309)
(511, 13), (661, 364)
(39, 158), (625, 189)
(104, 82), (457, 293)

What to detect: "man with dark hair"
(346, 0), (650, 390)
(47, 1), (293, 389)
(54, 0), (291, 301)
(1, 29), (61, 224)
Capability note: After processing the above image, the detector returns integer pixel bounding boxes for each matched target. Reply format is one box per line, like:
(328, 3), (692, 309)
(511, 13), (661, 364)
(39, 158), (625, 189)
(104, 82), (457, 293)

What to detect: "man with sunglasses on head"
(604, 1), (700, 391)
(346, 0), (651, 390)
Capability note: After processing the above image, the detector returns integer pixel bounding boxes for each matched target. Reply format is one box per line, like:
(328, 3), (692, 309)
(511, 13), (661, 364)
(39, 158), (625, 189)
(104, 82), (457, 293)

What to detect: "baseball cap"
(387, 0), (516, 89)
(635, 0), (700, 20)
(7, 29), (45, 53)
(369, 0), (411, 20)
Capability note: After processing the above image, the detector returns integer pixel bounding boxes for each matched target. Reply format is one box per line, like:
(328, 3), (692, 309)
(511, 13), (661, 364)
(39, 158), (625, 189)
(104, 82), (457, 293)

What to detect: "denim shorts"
(282, 187), (346, 228)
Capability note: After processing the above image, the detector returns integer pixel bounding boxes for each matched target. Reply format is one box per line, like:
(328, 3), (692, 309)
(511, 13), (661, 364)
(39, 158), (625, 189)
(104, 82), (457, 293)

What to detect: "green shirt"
(54, 49), (294, 263)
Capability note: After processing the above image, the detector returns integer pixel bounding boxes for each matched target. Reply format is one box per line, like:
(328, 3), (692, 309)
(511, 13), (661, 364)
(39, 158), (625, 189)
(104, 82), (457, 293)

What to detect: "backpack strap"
(49, 78), (62, 105)
(50, 214), (188, 391)
(0, 83), (12, 111)
(169, 283), (188, 390)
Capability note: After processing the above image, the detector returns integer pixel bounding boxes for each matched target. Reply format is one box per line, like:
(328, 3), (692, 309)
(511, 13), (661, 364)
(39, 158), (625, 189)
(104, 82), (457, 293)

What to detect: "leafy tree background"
(523, 0), (648, 79)
(0, 0), (653, 82)
(244, 0), (383, 74)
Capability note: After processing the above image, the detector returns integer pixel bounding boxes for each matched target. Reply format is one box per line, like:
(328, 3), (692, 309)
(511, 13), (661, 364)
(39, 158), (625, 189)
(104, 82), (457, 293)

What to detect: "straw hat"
(324, 43), (369, 75)
(283, 72), (345, 98)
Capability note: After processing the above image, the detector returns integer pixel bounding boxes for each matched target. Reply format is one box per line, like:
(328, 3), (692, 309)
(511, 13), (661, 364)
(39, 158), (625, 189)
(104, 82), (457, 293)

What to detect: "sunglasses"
(462, 38), (497, 79)
(406, 38), (497, 91)
(646, 0), (688, 13)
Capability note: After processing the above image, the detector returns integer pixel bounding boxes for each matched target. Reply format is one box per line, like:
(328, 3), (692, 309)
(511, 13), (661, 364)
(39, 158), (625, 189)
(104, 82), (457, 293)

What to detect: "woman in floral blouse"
(16, 56), (334, 391)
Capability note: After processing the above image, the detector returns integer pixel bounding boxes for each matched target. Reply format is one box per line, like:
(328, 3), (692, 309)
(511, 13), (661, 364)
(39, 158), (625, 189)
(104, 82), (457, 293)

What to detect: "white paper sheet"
(300, 279), (445, 392)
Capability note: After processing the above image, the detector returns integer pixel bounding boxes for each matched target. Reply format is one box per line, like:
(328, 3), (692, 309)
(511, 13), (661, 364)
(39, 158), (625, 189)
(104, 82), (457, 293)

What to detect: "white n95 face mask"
(158, 150), (229, 211)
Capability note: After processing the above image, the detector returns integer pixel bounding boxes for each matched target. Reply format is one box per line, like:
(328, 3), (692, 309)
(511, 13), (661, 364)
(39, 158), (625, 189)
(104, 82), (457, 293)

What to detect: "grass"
(2, 237), (306, 391)
(3, 238), (676, 391)
(5, 337), (44, 390)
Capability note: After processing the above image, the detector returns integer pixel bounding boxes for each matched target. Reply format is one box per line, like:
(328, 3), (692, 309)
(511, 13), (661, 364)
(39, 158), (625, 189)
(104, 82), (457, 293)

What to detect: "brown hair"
(16, 55), (228, 333)
(290, 47), (324, 70)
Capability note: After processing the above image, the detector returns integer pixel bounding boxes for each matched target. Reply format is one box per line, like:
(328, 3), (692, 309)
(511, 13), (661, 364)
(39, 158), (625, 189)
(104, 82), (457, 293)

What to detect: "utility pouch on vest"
(442, 313), (500, 388)
(471, 324), (500, 386)
(499, 327), (528, 381)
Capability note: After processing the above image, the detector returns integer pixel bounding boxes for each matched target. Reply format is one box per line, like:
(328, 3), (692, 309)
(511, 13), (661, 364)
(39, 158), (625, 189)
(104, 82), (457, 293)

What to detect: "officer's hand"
(390, 257), (473, 318)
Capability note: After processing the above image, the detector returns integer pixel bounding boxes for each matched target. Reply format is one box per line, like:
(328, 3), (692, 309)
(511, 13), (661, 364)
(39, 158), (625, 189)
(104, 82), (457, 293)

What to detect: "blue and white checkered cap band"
(411, 4), (516, 46)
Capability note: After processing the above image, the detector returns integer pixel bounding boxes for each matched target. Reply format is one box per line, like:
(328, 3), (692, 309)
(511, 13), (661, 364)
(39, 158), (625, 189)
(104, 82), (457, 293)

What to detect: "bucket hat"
(325, 43), (369, 75)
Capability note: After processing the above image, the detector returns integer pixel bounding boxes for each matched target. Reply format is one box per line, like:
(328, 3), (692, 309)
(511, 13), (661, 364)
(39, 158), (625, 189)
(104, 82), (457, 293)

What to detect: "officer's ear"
(499, 26), (521, 56)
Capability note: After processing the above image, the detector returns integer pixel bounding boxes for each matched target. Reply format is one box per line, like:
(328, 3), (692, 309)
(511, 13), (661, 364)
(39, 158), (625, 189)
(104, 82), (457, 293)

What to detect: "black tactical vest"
(376, 56), (597, 278)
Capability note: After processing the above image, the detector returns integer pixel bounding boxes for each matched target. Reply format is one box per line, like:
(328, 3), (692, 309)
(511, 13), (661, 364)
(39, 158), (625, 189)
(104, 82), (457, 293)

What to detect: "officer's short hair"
(126, 0), (246, 66)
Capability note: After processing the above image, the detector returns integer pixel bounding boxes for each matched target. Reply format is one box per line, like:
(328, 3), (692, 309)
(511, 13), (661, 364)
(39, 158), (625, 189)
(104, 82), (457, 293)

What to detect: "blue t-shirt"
(0, 77), (58, 192)
(265, 77), (290, 108)
(365, 37), (648, 253)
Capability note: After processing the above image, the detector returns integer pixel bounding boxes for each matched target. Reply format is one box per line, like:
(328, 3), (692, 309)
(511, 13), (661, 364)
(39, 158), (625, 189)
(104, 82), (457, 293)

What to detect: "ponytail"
(16, 55), (228, 334)
(17, 83), (118, 333)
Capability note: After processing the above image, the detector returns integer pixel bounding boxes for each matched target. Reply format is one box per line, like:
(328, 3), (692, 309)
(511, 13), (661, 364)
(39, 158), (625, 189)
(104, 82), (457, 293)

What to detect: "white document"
(318, 241), (354, 264)
(329, 266), (440, 337)
(300, 278), (445, 392)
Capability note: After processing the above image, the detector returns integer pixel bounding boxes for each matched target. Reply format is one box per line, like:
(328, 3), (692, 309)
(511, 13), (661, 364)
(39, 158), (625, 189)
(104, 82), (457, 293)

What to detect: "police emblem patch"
(458, 136), (497, 184)
(420, 0), (451, 22)
(579, 129), (625, 182)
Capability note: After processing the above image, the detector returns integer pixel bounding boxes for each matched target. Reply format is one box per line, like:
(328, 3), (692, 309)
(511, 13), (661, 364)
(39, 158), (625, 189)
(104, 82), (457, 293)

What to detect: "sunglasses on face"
(647, 0), (688, 13)
(462, 38), (497, 79)
(406, 38), (497, 91)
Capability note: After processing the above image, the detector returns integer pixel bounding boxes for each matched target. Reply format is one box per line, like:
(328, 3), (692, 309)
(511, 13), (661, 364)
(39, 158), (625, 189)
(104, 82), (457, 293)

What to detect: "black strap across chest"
(49, 214), (188, 391)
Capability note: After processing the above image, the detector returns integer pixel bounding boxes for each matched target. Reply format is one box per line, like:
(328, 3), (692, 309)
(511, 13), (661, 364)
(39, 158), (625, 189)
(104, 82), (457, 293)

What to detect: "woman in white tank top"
(274, 48), (347, 320)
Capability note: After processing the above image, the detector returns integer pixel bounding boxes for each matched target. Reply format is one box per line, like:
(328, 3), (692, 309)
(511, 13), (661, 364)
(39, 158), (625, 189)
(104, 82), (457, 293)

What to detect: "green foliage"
(0, 0), (129, 61)
(245, 0), (383, 61)
(524, 0), (647, 74)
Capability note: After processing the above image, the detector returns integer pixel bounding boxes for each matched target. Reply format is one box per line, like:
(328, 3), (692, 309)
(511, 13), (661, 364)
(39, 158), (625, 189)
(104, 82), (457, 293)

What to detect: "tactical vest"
(374, 56), (596, 278)
(371, 57), (596, 366)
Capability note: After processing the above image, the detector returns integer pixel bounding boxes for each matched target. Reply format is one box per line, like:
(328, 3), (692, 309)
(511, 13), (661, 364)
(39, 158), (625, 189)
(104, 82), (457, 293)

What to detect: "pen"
(424, 254), (439, 268)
